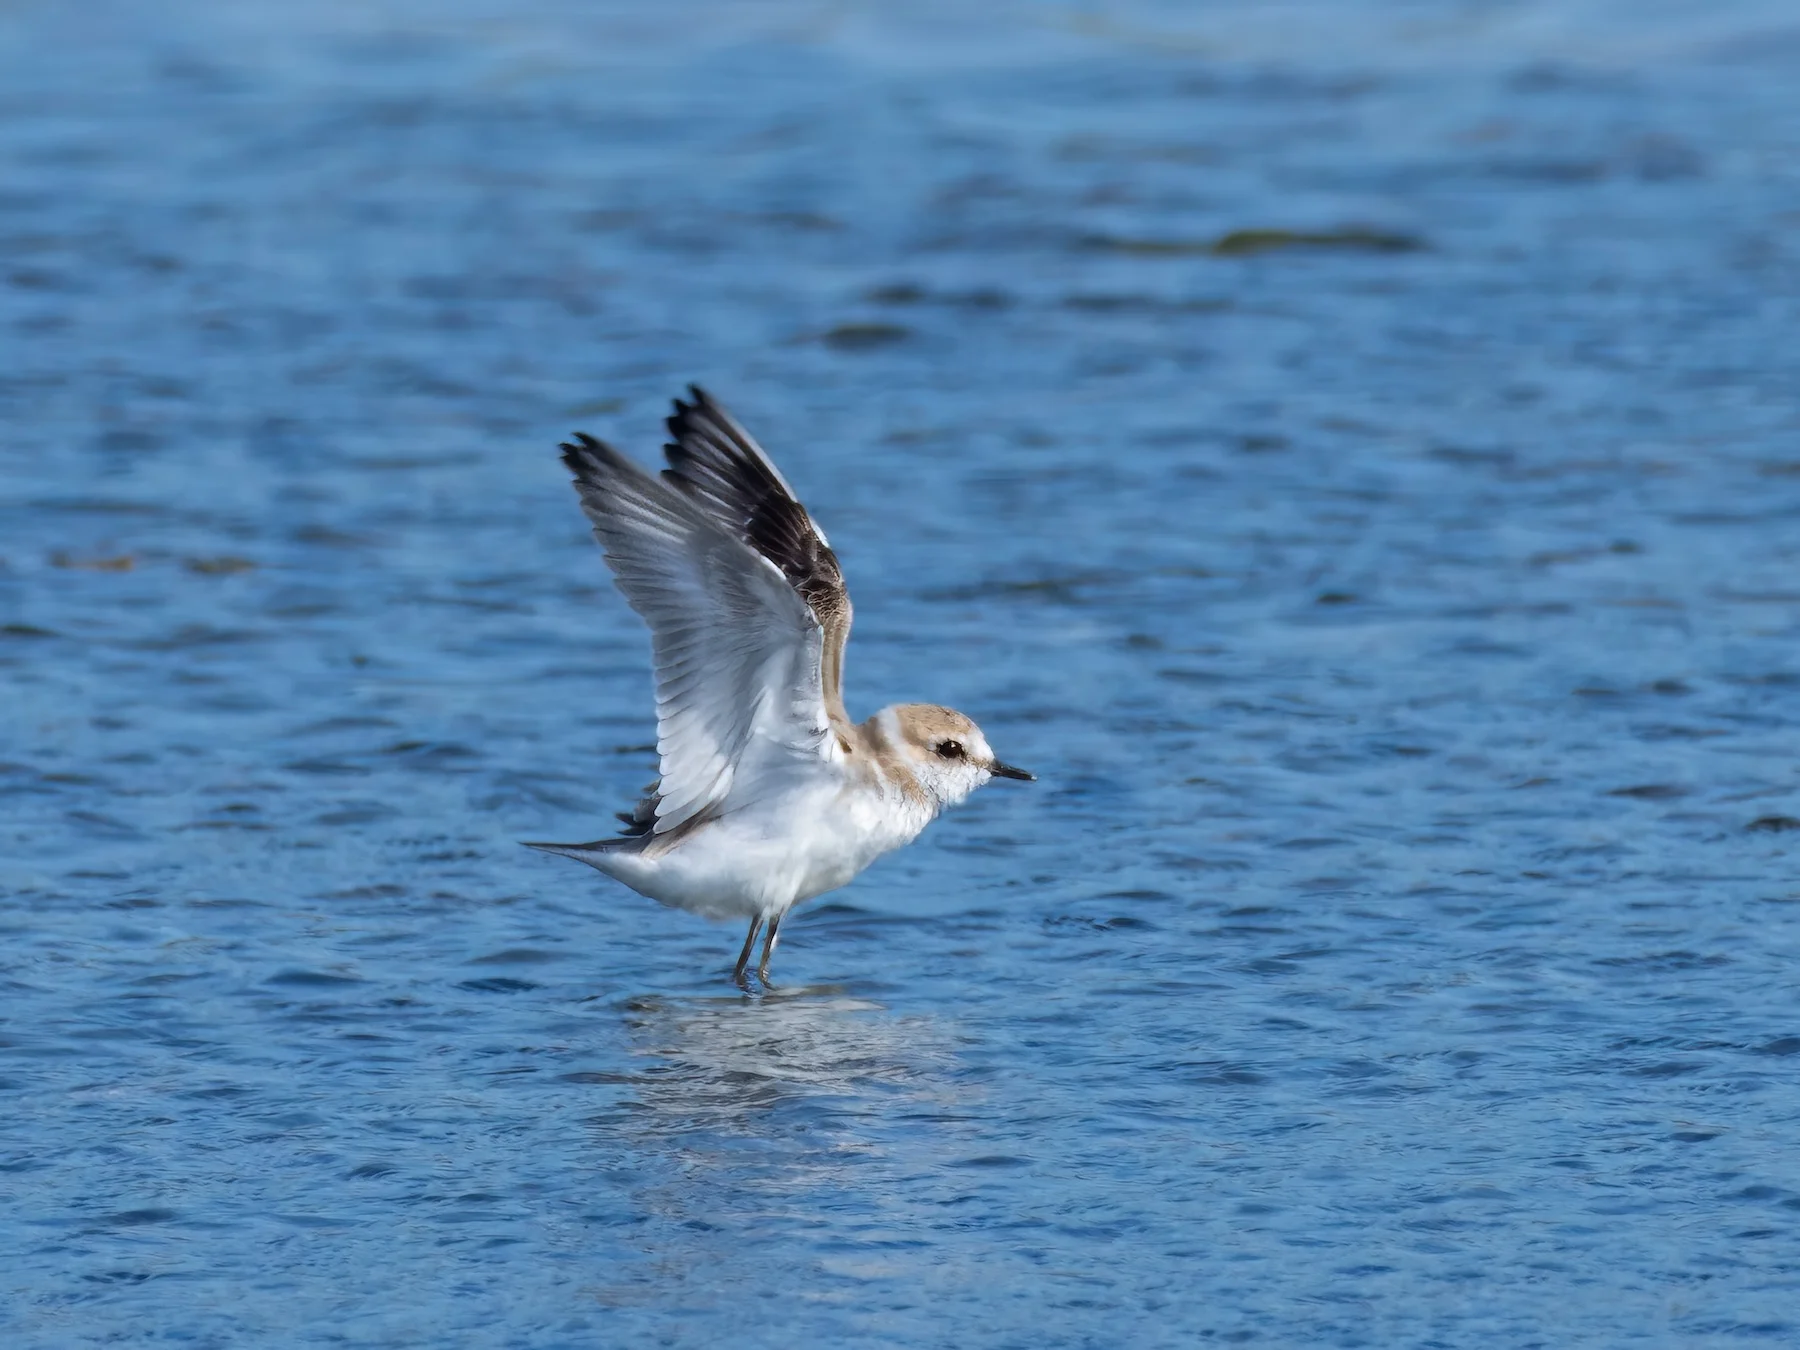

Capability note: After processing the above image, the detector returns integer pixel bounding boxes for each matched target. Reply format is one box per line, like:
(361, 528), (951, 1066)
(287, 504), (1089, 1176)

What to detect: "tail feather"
(521, 838), (632, 862)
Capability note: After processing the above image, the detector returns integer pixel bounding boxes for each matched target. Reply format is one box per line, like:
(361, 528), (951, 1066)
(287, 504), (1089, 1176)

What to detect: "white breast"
(588, 771), (937, 922)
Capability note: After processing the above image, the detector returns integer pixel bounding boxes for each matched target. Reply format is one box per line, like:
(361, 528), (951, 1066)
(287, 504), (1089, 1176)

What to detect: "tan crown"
(887, 703), (984, 755)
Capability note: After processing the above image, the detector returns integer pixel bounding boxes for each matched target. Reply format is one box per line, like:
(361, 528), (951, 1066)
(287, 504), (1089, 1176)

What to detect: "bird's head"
(879, 703), (1033, 809)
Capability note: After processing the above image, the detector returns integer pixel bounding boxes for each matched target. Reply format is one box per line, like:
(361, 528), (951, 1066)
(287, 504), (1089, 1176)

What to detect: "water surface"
(5, 1), (1800, 1344)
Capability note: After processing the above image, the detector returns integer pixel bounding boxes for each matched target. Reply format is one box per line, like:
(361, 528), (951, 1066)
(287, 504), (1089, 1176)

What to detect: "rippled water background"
(6, 1), (1800, 1343)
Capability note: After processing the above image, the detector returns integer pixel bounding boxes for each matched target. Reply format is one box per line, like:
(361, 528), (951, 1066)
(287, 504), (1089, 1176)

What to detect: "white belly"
(588, 782), (933, 922)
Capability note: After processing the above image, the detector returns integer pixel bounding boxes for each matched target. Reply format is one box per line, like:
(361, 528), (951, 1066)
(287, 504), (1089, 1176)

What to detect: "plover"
(527, 388), (1033, 985)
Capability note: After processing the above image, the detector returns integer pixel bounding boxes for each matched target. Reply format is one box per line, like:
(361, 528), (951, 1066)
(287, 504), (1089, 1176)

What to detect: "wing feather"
(560, 433), (836, 834)
(661, 387), (854, 735)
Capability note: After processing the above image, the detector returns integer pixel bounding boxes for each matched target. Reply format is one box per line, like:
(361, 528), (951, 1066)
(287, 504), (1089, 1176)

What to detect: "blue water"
(5, 1), (1800, 1344)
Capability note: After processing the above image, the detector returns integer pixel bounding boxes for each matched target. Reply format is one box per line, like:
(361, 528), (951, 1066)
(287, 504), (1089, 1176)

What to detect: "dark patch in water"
(1082, 227), (1425, 257)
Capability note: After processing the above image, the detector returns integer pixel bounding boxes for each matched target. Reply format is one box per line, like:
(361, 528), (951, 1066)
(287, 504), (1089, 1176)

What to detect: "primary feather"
(661, 386), (855, 734)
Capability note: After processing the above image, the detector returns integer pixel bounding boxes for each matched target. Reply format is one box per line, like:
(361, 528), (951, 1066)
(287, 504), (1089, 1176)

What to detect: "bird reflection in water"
(573, 987), (969, 1314)
(600, 985), (957, 1132)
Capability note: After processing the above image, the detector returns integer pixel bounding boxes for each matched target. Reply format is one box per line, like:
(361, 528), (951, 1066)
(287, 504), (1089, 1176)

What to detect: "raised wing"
(561, 433), (838, 834)
(661, 387), (854, 736)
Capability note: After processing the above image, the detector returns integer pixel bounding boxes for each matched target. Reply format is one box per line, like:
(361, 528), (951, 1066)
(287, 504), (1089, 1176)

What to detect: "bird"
(525, 386), (1033, 986)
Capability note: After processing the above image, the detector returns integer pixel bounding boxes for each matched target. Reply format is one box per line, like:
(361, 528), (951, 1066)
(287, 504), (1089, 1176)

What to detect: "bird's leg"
(733, 915), (764, 988)
(756, 912), (782, 984)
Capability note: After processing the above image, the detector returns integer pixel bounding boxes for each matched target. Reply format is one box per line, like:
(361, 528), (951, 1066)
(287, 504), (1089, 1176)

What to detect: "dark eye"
(935, 739), (965, 760)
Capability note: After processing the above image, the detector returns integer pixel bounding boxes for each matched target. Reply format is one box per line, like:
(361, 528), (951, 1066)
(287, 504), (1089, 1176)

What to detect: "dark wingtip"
(560, 431), (627, 482)
(666, 384), (715, 441)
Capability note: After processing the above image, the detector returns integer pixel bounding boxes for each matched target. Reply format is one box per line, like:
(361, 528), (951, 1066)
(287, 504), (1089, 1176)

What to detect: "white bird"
(526, 387), (1033, 985)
